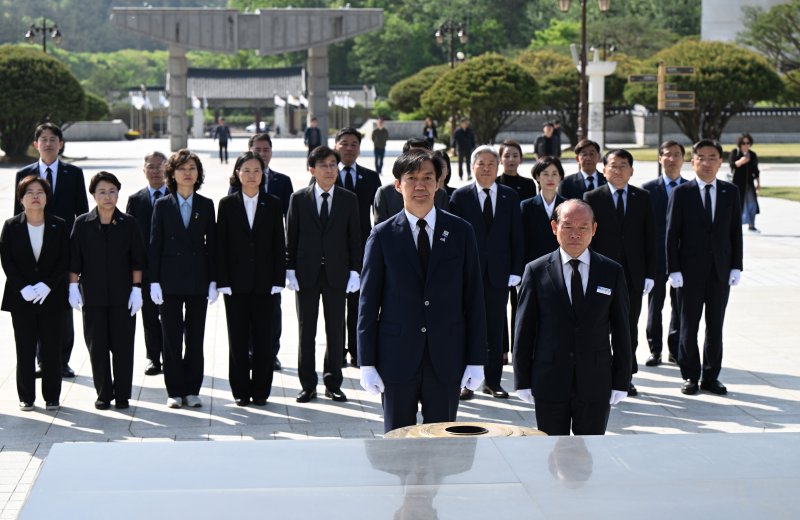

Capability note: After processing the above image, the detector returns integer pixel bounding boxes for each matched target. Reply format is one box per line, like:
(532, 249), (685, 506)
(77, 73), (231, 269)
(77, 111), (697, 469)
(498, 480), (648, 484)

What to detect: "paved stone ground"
(0, 137), (798, 518)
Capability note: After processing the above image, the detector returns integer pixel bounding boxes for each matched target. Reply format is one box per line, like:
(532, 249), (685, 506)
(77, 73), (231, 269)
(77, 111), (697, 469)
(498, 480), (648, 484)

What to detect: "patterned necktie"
(344, 166), (354, 191)
(616, 189), (625, 222)
(181, 201), (191, 228)
(417, 219), (430, 277)
(320, 192), (330, 228)
(569, 259), (584, 313)
(704, 184), (713, 223)
(482, 188), (493, 233)
(586, 175), (595, 191)
(45, 167), (53, 191)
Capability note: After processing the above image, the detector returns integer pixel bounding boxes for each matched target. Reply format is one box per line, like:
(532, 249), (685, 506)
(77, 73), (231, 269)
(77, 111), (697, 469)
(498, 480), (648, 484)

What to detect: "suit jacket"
(373, 184), (449, 225)
(520, 193), (565, 265)
(666, 179), (743, 283)
(286, 185), (361, 290)
(357, 209), (487, 384)
(557, 171), (607, 200)
(449, 183), (524, 289)
(148, 192), (216, 295)
(126, 187), (167, 248)
(70, 208), (146, 307)
(584, 184), (656, 292)
(228, 169), (294, 216)
(14, 161), (89, 232)
(216, 191), (286, 294)
(336, 164), (381, 251)
(513, 250), (631, 401)
(0, 213), (69, 312)
(641, 175), (687, 276)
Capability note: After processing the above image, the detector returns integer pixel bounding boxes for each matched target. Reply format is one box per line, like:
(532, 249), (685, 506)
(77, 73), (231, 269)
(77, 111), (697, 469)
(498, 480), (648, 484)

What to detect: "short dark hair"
(658, 140), (685, 157)
(392, 149), (442, 181)
(433, 149), (452, 186)
(603, 149), (634, 167)
(308, 146), (340, 168)
(574, 139), (600, 155)
(531, 156), (565, 182)
(498, 139), (523, 158)
(228, 152), (266, 188)
(692, 139), (723, 157)
(144, 151), (168, 163)
(34, 122), (63, 141)
(248, 133), (272, 149)
(89, 171), (122, 195)
(16, 175), (52, 203)
(555, 199), (595, 224)
(737, 133), (754, 147)
(403, 137), (431, 152)
(543, 122), (555, 129)
(165, 149), (205, 193)
(335, 127), (362, 143)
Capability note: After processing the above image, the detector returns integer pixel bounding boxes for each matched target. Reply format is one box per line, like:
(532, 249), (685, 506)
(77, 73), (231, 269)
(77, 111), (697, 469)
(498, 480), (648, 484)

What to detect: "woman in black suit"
(521, 157), (566, 265)
(149, 149), (217, 409)
(729, 132), (760, 232)
(70, 172), (146, 410)
(1, 176), (69, 411)
(216, 152), (286, 406)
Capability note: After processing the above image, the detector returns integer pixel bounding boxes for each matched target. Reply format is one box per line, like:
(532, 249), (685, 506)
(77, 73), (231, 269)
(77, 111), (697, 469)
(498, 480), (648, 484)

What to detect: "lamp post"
(434, 19), (468, 142)
(24, 17), (62, 53)
(558, 0), (611, 141)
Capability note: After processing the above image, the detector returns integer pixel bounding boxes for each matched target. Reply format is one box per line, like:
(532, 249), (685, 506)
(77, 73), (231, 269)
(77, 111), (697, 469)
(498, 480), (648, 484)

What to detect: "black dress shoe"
(628, 383), (638, 397)
(144, 361), (162, 376)
(700, 379), (728, 395)
(668, 354), (677, 363)
(681, 380), (699, 395)
(459, 388), (474, 400)
(482, 384), (509, 398)
(645, 354), (662, 367)
(62, 365), (75, 378)
(45, 401), (60, 411)
(273, 358), (282, 371)
(115, 400), (130, 410)
(296, 390), (317, 403)
(94, 400), (111, 410)
(235, 398), (250, 407)
(325, 389), (348, 402)
(252, 398), (267, 406)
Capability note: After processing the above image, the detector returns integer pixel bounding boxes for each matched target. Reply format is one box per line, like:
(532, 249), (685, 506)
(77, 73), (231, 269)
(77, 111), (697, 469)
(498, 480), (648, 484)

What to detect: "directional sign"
(665, 66), (695, 75)
(664, 82), (677, 90)
(664, 101), (695, 110)
(665, 91), (695, 100)
(628, 74), (658, 83)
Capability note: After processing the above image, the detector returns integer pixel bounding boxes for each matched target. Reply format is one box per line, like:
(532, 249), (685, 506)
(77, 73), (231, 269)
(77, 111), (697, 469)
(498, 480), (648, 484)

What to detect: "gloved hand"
(359, 366), (385, 395)
(668, 272), (683, 288)
(516, 388), (534, 404)
(128, 287), (143, 316)
(270, 286), (283, 295)
(609, 390), (627, 405)
(729, 269), (741, 286)
(208, 282), (218, 304)
(150, 282), (164, 305)
(460, 365), (484, 391)
(31, 282), (51, 304)
(346, 271), (360, 293)
(508, 275), (521, 287)
(286, 270), (300, 291)
(20, 285), (37, 302)
(643, 278), (655, 295)
(218, 287), (232, 296)
(68, 283), (82, 309)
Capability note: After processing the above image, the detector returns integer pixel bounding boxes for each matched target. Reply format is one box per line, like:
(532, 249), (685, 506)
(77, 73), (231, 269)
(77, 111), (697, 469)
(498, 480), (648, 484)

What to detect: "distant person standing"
(452, 118), (475, 181)
(729, 133), (761, 232)
(213, 118), (232, 164)
(534, 122), (558, 158)
(422, 116), (438, 149)
(552, 120), (563, 157)
(372, 117), (389, 175)
(304, 117), (323, 157)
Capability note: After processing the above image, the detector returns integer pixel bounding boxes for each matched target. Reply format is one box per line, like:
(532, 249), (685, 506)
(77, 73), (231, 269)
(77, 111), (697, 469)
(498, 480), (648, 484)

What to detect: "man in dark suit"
(667, 139), (743, 396)
(286, 146), (361, 403)
(450, 145), (523, 400)
(641, 141), (688, 367)
(557, 139), (607, 200)
(126, 151), (168, 376)
(358, 149), (487, 433)
(334, 127), (381, 367)
(583, 149), (656, 396)
(514, 199), (631, 435)
(14, 122), (89, 378)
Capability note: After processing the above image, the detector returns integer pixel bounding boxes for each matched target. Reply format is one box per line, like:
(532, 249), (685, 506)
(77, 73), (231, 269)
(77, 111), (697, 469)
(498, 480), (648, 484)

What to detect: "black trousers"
(160, 294), (207, 398)
(625, 271), (644, 375)
(381, 347), (461, 433)
(38, 309), (73, 367)
(374, 147), (385, 175)
(141, 290), (163, 364)
(224, 292), (275, 401)
(457, 149), (472, 179)
(272, 293), (282, 358)
(82, 306), (136, 403)
(12, 308), (63, 404)
(677, 270), (730, 383)
(534, 370), (611, 435)
(296, 271), (345, 392)
(483, 277), (509, 388)
(344, 291), (359, 363)
(646, 272), (680, 359)
(218, 142), (228, 162)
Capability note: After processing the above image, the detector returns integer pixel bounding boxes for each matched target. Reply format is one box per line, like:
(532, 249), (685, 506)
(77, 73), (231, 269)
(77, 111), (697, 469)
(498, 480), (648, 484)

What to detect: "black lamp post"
(24, 17), (62, 53)
(434, 19), (468, 141)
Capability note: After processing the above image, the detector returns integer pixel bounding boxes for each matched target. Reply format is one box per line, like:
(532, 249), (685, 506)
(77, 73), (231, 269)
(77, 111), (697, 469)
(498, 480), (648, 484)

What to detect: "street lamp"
(434, 19), (468, 142)
(24, 17), (62, 53)
(559, 0), (611, 141)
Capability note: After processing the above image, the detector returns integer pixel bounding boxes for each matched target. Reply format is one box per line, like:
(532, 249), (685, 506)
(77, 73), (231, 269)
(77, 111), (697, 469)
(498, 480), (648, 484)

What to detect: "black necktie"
(704, 184), (713, 223)
(569, 259), (584, 313)
(344, 166), (354, 191)
(482, 188), (493, 233)
(153, 190), (162, 205)
(417, 219), (430, 277)
(669, 180), (677, 188)
(320, 192), (330, 228)
(616, 189), (625, 222)
(45, 167), (53, 190)
(586, 175), (594, 191)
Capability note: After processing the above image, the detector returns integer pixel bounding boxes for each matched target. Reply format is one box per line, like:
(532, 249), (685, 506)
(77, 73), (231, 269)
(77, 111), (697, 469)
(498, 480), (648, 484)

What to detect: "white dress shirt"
(560, 247), (591, 304)
(695, 178), (717, 222)
(475, 182), (497, 216)
(338, 162), (358, 188)
(542, 194), (558, 219)
(580, 170), (600, 190)
(405, 207), (437, 250)
(242, 191), (258, 229)
(28, 223), (45, 261)
(38, 159), (60, 192)
(314, 183), (334, 214)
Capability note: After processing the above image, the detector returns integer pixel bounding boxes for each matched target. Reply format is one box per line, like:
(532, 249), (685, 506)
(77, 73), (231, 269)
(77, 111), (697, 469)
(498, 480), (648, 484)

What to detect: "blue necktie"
(181, 201), (191, 228)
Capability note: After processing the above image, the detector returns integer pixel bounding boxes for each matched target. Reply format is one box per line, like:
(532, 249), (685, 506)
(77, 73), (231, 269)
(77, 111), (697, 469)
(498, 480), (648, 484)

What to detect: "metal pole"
(578, 0), (588, 141)
(41, 17), (47, 53)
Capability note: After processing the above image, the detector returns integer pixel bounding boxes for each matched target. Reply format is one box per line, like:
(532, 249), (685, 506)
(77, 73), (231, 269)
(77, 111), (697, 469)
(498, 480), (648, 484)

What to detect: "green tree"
(739, 0), (800, 86)
(529, 19), (580, 49)
(388, 64), (450, 113)
(84, 91), (110, 121)
(421, 53), (540, 145)
(587, 15), (679, 59)
(0, 45), (85, 159)
(624, 40), (783, 143)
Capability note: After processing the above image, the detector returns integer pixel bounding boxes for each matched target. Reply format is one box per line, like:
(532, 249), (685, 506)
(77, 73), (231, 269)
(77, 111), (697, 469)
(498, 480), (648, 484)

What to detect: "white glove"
(729, 269), (741, 286)
(286, 270), (300, 291)
(208, 282), (218, 304)
(516, 388), (534, 404)
(270, 286), (283, 295)
(128, 287), (143, 316)
(218, 287), (232, 296)
(31, 282), (51, 304)
(643, 278), (655, 295)
(68, 283), (82, 309)
(668, 272), (683, 288)
(359, 366), (385, 395)
(346, 271), (360, 293)
(460, 365), (484, 391)
(609, 390), (627, 405)
(508, 275), (521, 287)
(150, 282), (164, 305)
(20, 285), (37, 302)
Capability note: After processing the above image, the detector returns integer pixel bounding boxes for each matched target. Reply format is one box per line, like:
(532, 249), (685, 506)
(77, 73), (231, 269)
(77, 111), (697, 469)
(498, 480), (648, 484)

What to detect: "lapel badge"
(194, 212), (200, 220)
(440, 230), (449, 242)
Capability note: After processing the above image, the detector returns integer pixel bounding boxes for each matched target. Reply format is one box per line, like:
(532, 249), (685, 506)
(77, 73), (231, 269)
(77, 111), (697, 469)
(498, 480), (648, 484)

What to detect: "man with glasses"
(557, 139), (607, 200)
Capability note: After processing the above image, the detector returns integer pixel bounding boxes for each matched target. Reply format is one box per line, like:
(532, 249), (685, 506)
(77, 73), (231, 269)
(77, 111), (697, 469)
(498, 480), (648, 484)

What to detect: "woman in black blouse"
(497, 139), (537, 202)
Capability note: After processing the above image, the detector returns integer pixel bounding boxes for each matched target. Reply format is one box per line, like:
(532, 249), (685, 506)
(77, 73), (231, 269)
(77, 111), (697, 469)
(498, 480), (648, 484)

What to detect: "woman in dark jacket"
(520, 157), (566, 265)
(729, 133), (761, 232)
(69, 172), (146, 410)
(422, 117), (438, 149)
(1, 176), (69, 411)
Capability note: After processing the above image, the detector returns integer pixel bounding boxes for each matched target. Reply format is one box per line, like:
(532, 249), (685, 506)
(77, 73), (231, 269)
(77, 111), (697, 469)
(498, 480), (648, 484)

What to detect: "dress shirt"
(28, 223), (45, 261)
(338, 162), (357, 188)
(263, 167), (273, 192)
(314, 183), (334, 214)
(177, 193), (193, 227)
(38, 159), (60, 192)
(580, 170), (600, 190)
(475, 182), (497, 216)
(664, 176), (684, 199)
(559, 247), (591, 304)
(148, 185), (166, 205)
(610, 184), (628, 213)
(405, 207), (436, 250)
(242, 191), (258, 229)
(695, 178), (717, 221)
(542, 194), (558, 219)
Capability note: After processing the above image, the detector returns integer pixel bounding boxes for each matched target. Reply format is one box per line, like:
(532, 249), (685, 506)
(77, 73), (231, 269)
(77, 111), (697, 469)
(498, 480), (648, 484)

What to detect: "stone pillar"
(307, 46), (330, 143)
(585, 50), (617, 151)
(167, 44), (188, 152)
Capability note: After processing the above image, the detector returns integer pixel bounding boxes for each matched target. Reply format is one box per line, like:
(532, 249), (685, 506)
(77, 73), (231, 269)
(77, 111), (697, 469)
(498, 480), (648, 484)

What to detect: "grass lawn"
(759, 187), (800, 203)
